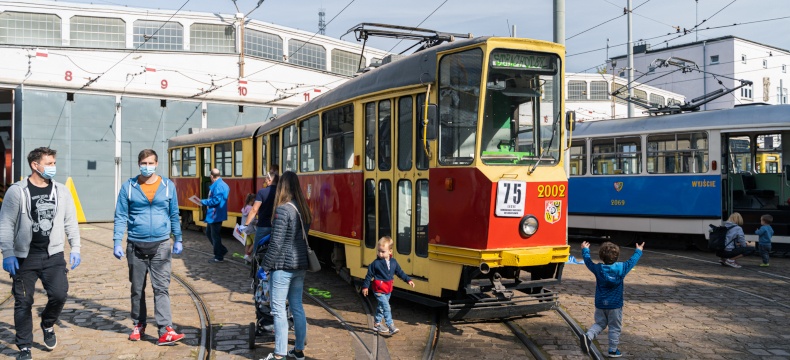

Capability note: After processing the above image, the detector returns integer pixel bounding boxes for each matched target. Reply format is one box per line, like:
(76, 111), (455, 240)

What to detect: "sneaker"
(208, 258), (224, 263)
(760, 263), (770, 267)
(129, 323), (146, 341)
(16, 348), (32, 360)
(608, 349), (622, 358)
(287, 348), (305, 360)
(262, 354), (284, 360)
(388, 325), (400, 335)
(157, 326), (184, 346)
(719, 258), (726, 266)
(41, 324), (57, 350)
(580, 333), (592, 354)
(724, 259), (742, 268)
(372, 323), (387, 333)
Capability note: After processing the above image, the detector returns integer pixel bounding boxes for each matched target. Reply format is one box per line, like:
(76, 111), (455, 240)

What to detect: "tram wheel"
(248, 322), (256, 349)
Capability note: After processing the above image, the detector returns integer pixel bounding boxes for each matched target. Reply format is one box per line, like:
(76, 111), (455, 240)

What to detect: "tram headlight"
(519, 215), (539, 237)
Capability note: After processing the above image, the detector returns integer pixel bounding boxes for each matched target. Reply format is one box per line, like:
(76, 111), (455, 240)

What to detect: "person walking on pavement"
(202, 168), (229, 262)
(112, 149), (185, 346)
(0, 147), (82, 360)
(262, 171), (311, 360)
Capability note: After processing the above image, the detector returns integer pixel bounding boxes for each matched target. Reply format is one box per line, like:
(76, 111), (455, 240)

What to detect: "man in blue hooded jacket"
(202, 168), (229, 262)
(113, 149), (184, 346)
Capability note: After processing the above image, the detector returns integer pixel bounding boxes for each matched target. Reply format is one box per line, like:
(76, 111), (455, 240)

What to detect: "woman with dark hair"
(261, 171), (311, 360)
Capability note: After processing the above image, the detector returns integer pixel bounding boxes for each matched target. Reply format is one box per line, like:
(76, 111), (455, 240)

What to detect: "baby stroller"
(247, 234), (294, 349)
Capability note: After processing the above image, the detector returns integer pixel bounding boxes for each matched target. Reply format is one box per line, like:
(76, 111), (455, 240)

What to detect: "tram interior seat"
(732, 173), (776, 208)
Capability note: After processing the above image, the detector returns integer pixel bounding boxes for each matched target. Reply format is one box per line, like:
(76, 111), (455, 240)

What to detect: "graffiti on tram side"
(569, 175), (721, 217)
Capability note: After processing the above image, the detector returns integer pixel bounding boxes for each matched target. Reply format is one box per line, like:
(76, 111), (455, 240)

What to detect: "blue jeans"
(270, 269), (307, 355)
(758, 243), (772, 264)
(374, 292), (393, 327)
(586, 307), (623, 352)
(206, 222), (227, 260)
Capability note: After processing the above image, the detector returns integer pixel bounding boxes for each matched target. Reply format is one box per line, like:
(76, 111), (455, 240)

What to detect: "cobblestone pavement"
(556, 241), (790, 360)
(4, 225), (789, 359)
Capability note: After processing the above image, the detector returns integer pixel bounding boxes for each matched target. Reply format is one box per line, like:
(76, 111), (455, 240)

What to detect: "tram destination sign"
(491, 52), (555, 72)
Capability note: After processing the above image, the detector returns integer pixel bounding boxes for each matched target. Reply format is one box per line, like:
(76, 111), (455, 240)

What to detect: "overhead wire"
(78, 0), (191, 90)
(386, 0), (450, 53)
(566, 0), (652, 41)
(190, 0), (357, 99)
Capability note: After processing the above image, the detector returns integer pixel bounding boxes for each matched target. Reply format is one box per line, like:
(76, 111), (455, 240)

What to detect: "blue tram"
(567, 104), (790, 249)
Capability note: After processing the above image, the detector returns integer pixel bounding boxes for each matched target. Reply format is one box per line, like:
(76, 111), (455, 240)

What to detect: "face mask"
(36, 163), (56, 180)
(140, 165), (156, 177)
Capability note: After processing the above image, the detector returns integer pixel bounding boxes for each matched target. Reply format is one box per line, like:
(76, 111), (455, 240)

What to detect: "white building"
(0, 0), (388, 221)
(610, 36), (790, 111)
(564, 72), (684, 122)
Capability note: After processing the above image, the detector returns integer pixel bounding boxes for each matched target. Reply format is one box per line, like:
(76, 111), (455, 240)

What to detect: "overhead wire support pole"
(232, 0), (265, 79)
(627, 0), (634, 118)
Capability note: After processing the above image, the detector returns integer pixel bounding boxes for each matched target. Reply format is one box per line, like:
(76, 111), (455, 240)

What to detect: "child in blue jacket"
(361, 236), (415, 335)
(755, 214), (774, 267)
(580, 241), (644, 358)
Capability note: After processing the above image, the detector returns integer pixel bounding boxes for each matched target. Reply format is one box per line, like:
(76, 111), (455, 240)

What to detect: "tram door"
(392, 94), (431, 278)
(363, 99), (394, 267)
(199, 146), (211, 221)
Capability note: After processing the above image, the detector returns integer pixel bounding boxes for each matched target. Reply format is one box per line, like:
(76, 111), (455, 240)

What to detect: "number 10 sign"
(495, 180), (526, 217)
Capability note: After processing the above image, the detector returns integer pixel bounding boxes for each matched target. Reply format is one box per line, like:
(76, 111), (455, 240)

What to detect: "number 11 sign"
(495, 180), (526, 217)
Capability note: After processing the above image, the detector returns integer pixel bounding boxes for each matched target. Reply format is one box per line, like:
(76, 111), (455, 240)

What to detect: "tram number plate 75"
(495, 180), (526, 217)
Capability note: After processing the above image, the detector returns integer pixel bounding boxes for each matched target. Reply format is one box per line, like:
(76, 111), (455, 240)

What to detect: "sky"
(65, 0), (790, 73)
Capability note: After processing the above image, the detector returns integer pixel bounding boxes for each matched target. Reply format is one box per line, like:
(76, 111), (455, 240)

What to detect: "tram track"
(421, 311), (440, 360)
(79, 236), (213, 359)
(185, 245), (390, 359)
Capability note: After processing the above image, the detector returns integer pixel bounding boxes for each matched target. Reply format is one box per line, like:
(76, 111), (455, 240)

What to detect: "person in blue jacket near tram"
(201, 168), (229, 262)
(112, 149), (185, 346)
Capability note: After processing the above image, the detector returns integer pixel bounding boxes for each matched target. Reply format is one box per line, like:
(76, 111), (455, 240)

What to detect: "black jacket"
(262, 201), (310, 271)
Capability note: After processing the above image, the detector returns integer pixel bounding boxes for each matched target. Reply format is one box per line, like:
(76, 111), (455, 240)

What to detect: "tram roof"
(572, 104), (790, 138)
(256, 36), (491, 133)
(168, 122), (267, 147)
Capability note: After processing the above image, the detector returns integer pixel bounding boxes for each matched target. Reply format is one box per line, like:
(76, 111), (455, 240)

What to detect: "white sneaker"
(724, 259), (742, 268)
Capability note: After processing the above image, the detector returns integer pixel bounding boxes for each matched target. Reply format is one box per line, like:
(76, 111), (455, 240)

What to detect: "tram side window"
(171, 149), (181, 177)
(396, 180), (412, 255)
(215, 142), (232, 177)
(379, 100), (392, 171)
(364, 179), (377, 249)
(438, 49), (483, 166)
(365, 102), (376, 171)
(570, 140), (586, 176)
(234, 141), (243, 177)
(300, 115), (320, 172)
(398, 96), (413, 171)
(270, 133), (280, 171)
(182, 147), (196, 176)
(756, 134), (781, 173)
(416, 94), (429, 170)
(323, 104), (355, 170)
(647, 132), (708, 174)
(283, 125), (298, 172)
(415, 179), (429, 258)
(591, 137), (641, 175)
(260, 137), (267, 176)
(378, 180), (392, 242)
(728, 136), (751, 173)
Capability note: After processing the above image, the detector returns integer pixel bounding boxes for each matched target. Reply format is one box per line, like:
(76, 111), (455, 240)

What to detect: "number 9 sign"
(161, 79), (168, 89)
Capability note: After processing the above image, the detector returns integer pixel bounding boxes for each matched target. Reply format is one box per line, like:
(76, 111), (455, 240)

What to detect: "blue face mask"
(140, 165), (156, 177)
(36, 163), (56, 180)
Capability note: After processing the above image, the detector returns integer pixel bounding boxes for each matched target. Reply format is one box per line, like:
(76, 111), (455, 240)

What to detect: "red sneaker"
(157, 326), (184, 346)
(129, 323), (146, 341)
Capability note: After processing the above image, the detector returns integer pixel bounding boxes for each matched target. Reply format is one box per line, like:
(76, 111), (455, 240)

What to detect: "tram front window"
(481, 51), (561, 165)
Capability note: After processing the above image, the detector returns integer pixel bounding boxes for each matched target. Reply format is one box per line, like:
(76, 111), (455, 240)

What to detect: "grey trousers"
(586, 307), (623, 352)
(127, 241), (173, 335)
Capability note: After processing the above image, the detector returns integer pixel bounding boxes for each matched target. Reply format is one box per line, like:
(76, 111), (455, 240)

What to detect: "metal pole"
(239, 15), (245, 78)
(695, 0), (699, 42)
(627, 0), (634, 117)
(512, 24), (517, 38)
(553, 0), (565, 45)
(703, 41), (707, 110)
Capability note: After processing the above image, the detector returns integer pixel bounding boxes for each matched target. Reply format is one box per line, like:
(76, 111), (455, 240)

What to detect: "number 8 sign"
(495, 180), (526, 217)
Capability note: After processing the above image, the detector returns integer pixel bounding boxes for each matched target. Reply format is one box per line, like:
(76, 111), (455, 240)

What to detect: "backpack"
(708, 224), (735, 251)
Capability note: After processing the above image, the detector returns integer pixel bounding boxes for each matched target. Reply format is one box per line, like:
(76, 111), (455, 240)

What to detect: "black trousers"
(12, 251), (69, 349)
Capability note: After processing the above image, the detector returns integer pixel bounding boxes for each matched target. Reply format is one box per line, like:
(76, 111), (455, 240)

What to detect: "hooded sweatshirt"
(723, 221), (746, 251)
(113, 176), (182, 245)
(582, 247), (642, 309)
(0, 177), (81, 259)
